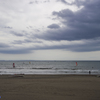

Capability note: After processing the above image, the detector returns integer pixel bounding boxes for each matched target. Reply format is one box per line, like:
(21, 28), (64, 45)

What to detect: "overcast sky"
(0, 0), (100, 60)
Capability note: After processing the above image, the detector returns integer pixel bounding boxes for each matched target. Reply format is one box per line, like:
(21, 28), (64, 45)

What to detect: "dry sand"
(0, 75), (100, 100)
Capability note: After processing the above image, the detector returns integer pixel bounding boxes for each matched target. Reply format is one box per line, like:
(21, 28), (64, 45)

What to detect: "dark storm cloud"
(47, 24), (60, 29)
(30, 0), (100, 52)
(37, 0), (100, 41)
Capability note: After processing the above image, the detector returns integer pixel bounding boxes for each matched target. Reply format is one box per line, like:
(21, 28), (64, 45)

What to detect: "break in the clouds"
(0, 0), (100, 60)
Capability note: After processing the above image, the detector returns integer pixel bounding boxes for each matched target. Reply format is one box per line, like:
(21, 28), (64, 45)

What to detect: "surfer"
(76, 62), (78, 66)
(89, 71), (91, 74)
(13, 63), (15, 68)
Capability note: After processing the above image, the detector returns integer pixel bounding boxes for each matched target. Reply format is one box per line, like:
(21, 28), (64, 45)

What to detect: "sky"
(0, 0), (100, 60)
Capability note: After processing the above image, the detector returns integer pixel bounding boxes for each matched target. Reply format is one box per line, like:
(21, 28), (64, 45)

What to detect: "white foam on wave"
(0, 68), (100, 75)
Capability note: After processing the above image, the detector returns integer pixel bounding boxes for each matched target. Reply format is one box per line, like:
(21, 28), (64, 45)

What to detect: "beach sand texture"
(0, 75), (100, 100)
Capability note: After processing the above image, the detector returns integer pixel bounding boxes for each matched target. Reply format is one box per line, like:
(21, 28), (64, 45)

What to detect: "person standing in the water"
(13, 63), (15, 68)
(76, 62), (78, 66)
(89, 71), (91, 74)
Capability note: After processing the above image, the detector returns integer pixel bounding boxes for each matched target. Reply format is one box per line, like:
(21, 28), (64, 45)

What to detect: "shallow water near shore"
(0, 61), (100, 75)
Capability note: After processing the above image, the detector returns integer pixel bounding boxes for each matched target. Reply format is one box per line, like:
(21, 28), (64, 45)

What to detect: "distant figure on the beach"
(89, 71), (91, 74)
(13, 63), (15, 68)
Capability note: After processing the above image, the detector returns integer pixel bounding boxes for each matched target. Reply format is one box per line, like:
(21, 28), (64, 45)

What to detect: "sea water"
(0, 61), (100, 75)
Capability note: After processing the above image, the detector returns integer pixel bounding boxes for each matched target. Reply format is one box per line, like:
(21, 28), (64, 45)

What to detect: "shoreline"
(0, 74), (100, 79)
(0, 73), (99, 76)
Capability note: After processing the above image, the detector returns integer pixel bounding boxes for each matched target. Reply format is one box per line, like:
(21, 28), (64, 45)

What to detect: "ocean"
(0, 61), (100, 75)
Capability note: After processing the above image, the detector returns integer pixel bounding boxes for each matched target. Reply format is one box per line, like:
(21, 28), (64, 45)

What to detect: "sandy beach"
(0, 75), (100, 100)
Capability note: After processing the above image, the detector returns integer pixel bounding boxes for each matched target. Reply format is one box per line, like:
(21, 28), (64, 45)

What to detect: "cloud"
(57, 0), (73, 5)
(29, 0), (100, 52)
(0, 41), (33, 54)
(57, 0), (87, 7)
(0, 37), (100, 54)
(10, 31), (26, 37)
(11, 38), (100, 52)
(29, 0), (50, 4)
(47, 24), (60, 29)
(29, 2), (34, 4)
(36, 0), (100, 41)
(0, 0), (100, 55)
(0, 43), (10, 48)
(12, 39), (42, 44)
(0, 48), (32, 54)
(4, 26), (12, 29)
(66, 38), (100, 52)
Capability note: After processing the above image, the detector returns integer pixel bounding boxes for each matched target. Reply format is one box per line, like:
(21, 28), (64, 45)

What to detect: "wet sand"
(0, 75), (100, 100)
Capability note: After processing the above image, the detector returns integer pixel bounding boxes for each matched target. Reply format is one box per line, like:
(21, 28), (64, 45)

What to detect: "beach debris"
(13, 74), (24, 77)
